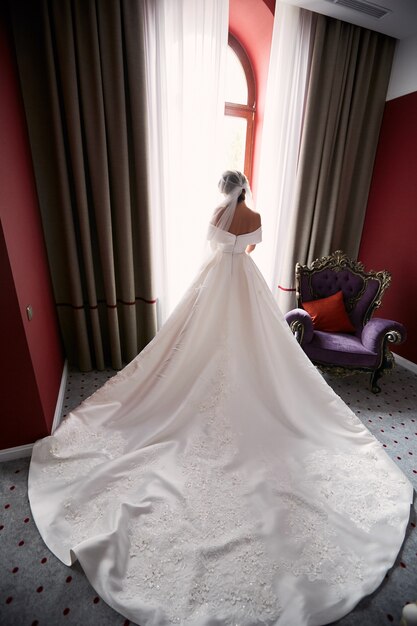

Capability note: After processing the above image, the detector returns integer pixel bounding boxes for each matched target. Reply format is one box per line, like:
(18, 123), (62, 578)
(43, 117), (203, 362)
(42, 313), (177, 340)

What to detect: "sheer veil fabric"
(29, 174), (412, 625)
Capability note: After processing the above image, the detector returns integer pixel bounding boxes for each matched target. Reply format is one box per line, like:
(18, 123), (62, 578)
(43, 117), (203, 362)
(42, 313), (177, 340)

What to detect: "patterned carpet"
(1, 363), (416, 626)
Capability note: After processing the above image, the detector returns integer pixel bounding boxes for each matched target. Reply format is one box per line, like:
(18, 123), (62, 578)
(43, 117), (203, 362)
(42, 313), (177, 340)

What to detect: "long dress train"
(29, 225), (413, 626)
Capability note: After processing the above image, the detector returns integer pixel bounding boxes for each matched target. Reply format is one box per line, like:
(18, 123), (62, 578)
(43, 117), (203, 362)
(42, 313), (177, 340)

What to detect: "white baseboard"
(395, 354), (417, 375)
(51, 359), (68, 434)
(0, 443), (34, 463)
(0, 360), (68, 463)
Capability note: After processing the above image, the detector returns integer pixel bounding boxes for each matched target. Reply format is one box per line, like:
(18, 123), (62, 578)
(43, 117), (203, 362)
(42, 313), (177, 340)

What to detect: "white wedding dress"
(29, 224), (413, 626)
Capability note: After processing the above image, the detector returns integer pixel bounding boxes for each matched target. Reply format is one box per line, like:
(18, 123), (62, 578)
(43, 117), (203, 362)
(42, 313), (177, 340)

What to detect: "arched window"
(223, 34), (256, 181)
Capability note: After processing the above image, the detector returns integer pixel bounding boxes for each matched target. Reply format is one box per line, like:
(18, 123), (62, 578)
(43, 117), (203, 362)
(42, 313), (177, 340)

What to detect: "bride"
(29, 171), (412, 626)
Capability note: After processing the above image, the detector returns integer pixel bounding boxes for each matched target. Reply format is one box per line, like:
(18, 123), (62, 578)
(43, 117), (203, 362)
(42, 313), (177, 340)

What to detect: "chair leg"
(370, 369), (383, 394)
(370, 342), (398, 393)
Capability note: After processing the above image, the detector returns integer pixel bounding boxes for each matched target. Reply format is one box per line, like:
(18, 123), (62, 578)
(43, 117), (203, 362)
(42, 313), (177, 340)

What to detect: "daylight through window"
(223, 35), (256, 182)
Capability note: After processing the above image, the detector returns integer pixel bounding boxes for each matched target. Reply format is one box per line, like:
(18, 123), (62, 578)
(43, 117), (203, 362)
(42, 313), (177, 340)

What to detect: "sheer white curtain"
(143, 0), (228, 321)
(255, 3), (313, 312)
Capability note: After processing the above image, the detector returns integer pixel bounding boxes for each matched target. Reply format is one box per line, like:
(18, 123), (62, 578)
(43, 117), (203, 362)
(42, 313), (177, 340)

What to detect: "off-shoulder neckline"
(210, 224), (262, 239)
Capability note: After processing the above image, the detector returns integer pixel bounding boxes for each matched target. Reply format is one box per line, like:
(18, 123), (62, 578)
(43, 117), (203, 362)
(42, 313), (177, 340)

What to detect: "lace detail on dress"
(119, 350), (282, 625)
(34, 420), (127, 487)
(51, 418), (126, 460)
(276, 492), (364, 594)
(62, 446), (160, 547)
(303, 448), (409, 532)
(258, 454), (366, 595)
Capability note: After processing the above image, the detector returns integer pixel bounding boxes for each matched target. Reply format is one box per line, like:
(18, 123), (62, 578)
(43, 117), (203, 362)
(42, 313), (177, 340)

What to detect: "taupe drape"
(9, 0), (156, 371)
(280, 13), (395, 310)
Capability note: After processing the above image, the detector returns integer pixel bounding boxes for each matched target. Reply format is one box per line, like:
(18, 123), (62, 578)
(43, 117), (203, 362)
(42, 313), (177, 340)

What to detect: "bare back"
(227, 202), (261, 236)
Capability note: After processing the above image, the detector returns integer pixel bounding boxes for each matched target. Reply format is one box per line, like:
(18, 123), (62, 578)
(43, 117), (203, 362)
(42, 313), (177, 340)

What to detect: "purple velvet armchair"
(284, 250), (406, 393)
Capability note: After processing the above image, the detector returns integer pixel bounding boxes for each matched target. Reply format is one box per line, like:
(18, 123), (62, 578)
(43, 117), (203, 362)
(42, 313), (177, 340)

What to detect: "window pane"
(225, 47), (248, 105)
(221, 116), (247, 173)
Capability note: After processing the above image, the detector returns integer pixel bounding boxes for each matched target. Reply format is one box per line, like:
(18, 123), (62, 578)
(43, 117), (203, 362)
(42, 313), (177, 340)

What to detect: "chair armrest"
(284, 308), (314, 345)
(361, 318), (407, 354)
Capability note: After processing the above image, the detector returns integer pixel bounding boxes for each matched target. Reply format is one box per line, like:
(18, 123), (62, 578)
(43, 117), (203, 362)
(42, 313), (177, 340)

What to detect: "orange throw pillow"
(302, 290), (355, 333)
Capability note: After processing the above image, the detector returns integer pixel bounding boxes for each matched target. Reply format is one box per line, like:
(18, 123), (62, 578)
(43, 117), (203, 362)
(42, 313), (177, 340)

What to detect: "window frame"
(225, 34), (256, 181)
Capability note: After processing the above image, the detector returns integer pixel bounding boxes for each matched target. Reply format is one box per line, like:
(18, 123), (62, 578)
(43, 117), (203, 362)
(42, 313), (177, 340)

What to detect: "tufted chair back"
(296, 251), (391, 332)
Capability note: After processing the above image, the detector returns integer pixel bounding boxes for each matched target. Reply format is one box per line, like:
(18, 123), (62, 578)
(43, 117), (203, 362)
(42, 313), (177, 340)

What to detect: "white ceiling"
(282, 0), (417, 39)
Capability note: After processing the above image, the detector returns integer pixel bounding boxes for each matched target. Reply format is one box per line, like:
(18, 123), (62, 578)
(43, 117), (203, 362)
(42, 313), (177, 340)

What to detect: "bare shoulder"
(249, 209), (261, 229)
(227, 205), (261, 235)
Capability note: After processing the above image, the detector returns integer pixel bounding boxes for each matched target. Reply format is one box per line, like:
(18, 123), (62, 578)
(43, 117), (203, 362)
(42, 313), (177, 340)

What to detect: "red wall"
(359, 91), (417, 364)
(0, 222), (48, 448)
(229, 0), (274, 197)
(0, 9), (64, 448)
